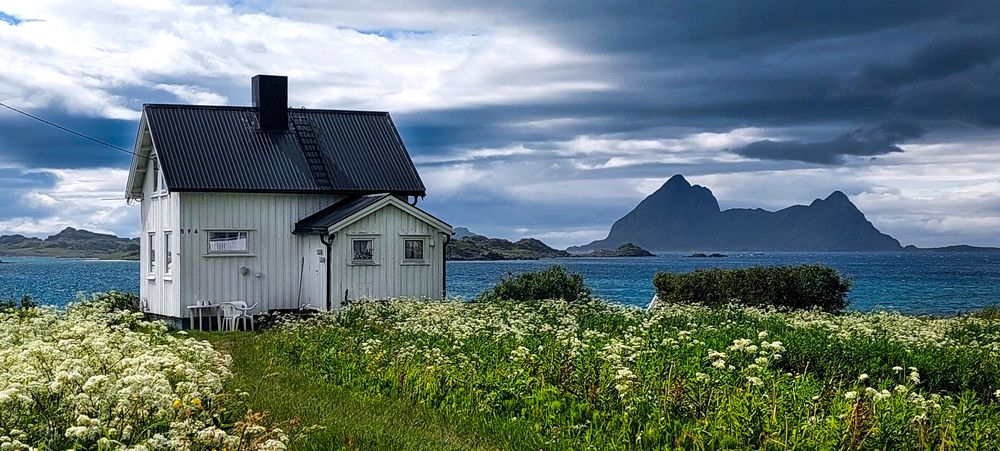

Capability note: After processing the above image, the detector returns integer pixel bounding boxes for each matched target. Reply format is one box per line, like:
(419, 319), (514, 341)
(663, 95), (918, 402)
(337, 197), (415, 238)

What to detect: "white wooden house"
(125, 75), (452, 323)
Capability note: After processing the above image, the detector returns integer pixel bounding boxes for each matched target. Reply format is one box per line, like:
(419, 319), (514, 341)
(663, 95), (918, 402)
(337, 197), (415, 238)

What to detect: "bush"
(0, 295), (37, 318)
(89, 290), (141, 312)
(653, 264), (851, 311)
(0, 294), (37, 312)
(479, 265), (591, 302)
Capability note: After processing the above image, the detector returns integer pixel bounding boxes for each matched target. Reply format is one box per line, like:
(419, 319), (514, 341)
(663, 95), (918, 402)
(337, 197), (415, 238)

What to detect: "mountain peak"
(46, 227), (118, 241)
(825, 190), (850, 203)
(810, 190), (857, 210)
(573, 176), (901, 252)
(663, 174), (690, 188)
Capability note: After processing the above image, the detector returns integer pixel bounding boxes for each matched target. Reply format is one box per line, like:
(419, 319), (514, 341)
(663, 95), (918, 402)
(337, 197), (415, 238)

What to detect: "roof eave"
(124, 114), (152, 201)
(325, 196), (452, 236)
(168, 187), (425, 196)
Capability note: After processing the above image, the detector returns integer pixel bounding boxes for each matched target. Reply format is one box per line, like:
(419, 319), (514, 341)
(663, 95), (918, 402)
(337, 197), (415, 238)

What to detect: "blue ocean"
(2, 252), (998, 315)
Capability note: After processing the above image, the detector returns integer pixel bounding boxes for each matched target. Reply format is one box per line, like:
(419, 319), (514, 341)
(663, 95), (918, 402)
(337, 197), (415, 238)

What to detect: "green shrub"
(479, 265), (591, 302)
(653, 264), (851, 311)
(0, 294), (37, 313)
(96, 290), (141, 312)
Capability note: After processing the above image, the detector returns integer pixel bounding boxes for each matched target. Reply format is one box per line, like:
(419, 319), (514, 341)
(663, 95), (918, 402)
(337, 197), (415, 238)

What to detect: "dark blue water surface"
(0, 257), (139, 304)
(2, 252), (999, 315)
(446, 252), (1000, 315)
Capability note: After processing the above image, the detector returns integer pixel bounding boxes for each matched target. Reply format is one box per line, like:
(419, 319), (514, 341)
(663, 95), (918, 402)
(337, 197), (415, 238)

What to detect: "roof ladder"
(290, 111), (334, 190)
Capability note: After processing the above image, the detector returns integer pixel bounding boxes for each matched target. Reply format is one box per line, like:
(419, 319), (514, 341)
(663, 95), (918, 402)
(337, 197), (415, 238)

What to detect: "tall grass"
(261, 299), (1000, 449)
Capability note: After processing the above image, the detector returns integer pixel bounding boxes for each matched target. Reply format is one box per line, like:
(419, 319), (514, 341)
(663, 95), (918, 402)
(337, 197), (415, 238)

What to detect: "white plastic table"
(186, 304), (220, 331)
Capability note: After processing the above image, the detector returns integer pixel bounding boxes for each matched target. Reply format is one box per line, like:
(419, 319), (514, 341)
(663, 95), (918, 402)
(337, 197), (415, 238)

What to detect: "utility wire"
(0, 101), (146, 159)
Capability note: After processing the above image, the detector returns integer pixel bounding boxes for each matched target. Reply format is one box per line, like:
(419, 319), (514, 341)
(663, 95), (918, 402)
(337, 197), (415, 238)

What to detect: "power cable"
(0, 101), (145, 159)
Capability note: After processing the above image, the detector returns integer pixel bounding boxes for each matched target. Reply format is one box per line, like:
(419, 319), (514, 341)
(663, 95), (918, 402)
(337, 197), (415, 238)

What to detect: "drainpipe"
(442, 232), (451, 299)
(320, 232), (335, 311)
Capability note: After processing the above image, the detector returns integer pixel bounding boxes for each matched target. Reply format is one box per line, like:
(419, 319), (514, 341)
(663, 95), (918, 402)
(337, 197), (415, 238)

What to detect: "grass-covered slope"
(254, 299), (1000, 450)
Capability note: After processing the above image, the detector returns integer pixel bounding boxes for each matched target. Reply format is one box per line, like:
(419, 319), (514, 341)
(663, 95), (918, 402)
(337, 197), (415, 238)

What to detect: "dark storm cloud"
(0, 110), (135, 168)
(864, 35), (1000, 87)
(732, 122), (926, 164)
(0, 168), (59, 219)
(375, 0), (1000, 161)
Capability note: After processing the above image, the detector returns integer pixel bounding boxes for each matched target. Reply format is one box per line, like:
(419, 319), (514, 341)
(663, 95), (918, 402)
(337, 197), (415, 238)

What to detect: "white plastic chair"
(219, 301), (257, 331)
(232, 300), (258, 331)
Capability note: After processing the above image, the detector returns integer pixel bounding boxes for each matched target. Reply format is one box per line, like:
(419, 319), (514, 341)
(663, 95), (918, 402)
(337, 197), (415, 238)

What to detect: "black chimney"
(252, 75), (288, 132)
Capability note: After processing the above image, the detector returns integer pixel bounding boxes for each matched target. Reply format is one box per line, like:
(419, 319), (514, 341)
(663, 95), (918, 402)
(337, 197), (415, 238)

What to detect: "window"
(164, 232), (173, 274)
(148, 232), (156, 273)
(404, 239), (424, 261)
(152, 157), (160, 192)
(352, 239), (374, 262)
(208, 231), (249, 254)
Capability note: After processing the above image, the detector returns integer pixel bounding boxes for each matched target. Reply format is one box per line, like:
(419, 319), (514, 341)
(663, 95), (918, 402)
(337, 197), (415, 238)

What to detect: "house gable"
(125, 115), (155, 201)
(295, 194), (452, 237)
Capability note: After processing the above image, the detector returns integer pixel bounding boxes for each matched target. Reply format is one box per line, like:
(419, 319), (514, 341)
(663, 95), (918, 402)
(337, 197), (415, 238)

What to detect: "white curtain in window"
(209, 232), (248, 252)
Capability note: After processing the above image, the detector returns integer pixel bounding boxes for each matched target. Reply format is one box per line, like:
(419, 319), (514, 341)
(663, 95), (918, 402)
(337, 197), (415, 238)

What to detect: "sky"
(1, 0), (999, 249)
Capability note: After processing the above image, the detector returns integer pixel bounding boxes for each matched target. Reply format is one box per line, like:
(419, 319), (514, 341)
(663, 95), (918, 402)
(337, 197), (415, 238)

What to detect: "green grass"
(190, 299), (1000, 450)
(253, 300), (1000, 449)
(196, 332), (542, 450)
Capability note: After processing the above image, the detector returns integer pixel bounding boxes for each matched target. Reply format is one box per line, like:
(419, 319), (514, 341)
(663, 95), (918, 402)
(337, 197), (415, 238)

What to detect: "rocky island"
(575, 243), (655, 257)
(446, 232), (571, 260)
(0, 228), (139, 260)
(570, 174), (903, 253)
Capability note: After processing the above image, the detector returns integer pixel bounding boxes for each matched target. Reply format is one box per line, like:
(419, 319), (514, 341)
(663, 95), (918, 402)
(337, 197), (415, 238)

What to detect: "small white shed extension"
(124, 75), (452, 322)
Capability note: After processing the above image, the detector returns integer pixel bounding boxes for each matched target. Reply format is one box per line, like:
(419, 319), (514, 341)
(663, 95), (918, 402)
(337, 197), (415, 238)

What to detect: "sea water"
(2, 252), (998, 315)
(448, 252), (1000, 315)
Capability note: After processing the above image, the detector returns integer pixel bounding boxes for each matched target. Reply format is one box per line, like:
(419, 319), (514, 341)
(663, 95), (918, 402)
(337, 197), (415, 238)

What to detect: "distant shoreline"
(448, 247), (1000, 262)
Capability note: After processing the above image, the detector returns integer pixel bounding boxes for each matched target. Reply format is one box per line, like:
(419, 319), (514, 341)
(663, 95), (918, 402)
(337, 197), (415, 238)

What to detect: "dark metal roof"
(293, 194), (389, 234)
(143, 104), (426, 195)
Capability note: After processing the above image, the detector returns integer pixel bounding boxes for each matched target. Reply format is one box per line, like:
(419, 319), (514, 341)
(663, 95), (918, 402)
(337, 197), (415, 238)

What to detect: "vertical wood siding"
(176, 192), (341, 315)
(140, 155), (180, 317)
(330, 203), (446, 305)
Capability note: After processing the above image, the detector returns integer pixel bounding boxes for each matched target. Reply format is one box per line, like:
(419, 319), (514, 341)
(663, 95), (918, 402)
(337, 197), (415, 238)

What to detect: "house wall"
(176, 192), (342, 315)
(140, 154), (181, 317)
(330, 203), (447, 305)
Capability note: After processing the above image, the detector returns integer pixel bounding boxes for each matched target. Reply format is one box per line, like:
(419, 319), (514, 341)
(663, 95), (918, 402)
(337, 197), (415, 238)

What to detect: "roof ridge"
(143, 103), (389, 115)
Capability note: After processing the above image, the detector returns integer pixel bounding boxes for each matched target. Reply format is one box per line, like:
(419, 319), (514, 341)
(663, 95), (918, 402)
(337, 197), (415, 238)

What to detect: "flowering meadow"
(0, 294), (290, 450)
(266, 299), (1000, 449)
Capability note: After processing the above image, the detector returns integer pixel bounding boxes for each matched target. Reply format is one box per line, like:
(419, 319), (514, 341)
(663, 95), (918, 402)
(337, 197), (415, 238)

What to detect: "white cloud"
(0, 0), (606, 118)
(0, 167), (137, 238)
(153, 84), (228, 105)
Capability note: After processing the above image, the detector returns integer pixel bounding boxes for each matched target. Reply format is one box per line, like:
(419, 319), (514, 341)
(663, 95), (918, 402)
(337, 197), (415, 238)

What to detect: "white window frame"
(205, 230), (251, 256)
(350, 237), (376, 265)
(164, 231), (173, 276)
(147, 232), (156, 275)
(150, 155), (167, 197)
(402, 237), (427, 264)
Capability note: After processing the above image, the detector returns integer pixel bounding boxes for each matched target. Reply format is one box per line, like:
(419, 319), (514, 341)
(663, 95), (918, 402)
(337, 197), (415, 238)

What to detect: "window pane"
(404, 239), (423, 260)
(208, 231), (248, 253)
(148, 232), (156, 273)
(353, 239), (374, 260)
(165, 232), (173, 273)
(152, 158), (160, 192)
